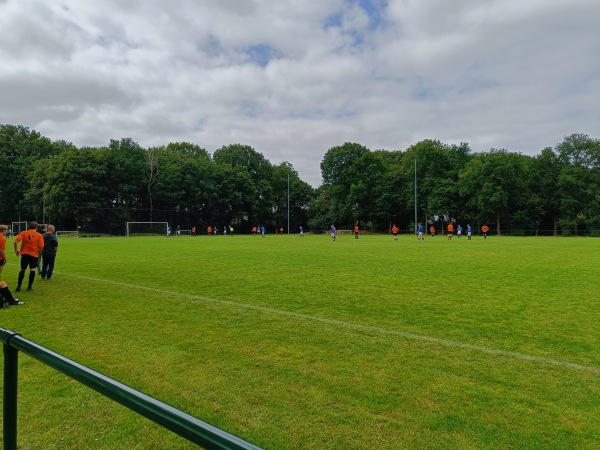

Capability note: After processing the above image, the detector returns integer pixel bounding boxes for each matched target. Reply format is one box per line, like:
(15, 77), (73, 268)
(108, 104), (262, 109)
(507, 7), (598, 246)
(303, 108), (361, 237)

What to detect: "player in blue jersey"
(417, 223), (424, 241)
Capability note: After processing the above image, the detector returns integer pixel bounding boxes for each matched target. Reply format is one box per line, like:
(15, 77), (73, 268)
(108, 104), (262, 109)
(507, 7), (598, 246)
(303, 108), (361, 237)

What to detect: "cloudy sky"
(1, 0), (599, 186)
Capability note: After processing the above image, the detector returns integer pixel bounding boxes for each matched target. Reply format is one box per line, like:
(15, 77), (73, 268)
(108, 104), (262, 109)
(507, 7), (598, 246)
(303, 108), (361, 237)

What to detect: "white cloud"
(1, 0), (599, 186)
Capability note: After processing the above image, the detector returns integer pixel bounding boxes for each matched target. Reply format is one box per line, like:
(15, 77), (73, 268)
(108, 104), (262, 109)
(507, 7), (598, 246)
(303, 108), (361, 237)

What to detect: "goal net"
(11, 221), (27, 235)
(56, 230), (79, 238)
(126, 222), (168, 237)
(177, 229), (192, 236)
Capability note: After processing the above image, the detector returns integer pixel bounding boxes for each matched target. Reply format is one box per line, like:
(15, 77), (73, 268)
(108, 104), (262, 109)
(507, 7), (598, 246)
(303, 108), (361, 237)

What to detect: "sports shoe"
(9, 300), (24, 305)
(26, 287), (34, 291)
(47, 277), (54, 281)
(15, 287), (21, 292)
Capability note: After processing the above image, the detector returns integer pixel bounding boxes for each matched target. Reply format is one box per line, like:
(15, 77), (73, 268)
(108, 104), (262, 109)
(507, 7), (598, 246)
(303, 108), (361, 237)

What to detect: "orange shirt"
(207, 226), (212, 233)
(482, 225), (489, 233)
(354, 226), (359, 233)
(447, 224), (454, 232)
(392, 226), (399, 234)
(0, 234), (6, 260)
(15, 230), (44, 257)
(252, 227), (257, 232)
(429, 227), (435, 233)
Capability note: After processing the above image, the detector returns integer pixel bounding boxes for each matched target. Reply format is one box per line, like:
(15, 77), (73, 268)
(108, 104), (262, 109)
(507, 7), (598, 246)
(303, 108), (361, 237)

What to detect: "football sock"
(28, 271), (36, 288)
(0, 286), (15, 302)
(17, 271), (25, 288)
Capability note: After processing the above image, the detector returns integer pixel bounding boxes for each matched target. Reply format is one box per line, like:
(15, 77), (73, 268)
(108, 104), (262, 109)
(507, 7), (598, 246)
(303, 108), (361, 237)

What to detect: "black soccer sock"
(28, 271), (36, 288)
(0, 286), (15, 302)
(17, 270), (25, 288)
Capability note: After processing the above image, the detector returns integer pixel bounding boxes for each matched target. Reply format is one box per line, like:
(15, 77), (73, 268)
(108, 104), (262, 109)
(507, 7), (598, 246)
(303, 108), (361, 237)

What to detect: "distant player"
(430, 226), (435, 237)
(331, 224), (336, 241)
(467, 224), (472, 240)
(447, 223), (454, 240)
(354, 225), (359, 239)
(392, 224), (399, 241)
(207, 226), (212, 235)
(167, 225), (172, 237)
(457, 224), (462, 238)
(482, 224), (489, 239)
(192, 226), (196, 237)
(252, 226), (257, 237)
(261, 226), (265, 238)
(417, 223), (424, 241)
(299, 226), (304, 237)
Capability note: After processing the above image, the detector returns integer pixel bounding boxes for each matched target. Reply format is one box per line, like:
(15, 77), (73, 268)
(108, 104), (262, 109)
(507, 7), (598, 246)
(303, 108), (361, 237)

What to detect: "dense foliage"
(1, 124), (599, 234)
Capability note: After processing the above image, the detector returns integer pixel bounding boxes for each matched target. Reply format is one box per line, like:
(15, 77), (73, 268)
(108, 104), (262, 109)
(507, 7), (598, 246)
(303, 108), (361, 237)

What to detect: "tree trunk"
(496, 212), (501, 235)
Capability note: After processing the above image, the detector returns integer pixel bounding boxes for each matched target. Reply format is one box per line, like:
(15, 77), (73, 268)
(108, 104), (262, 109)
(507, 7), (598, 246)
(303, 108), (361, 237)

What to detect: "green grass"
(1, 234), (599, 449)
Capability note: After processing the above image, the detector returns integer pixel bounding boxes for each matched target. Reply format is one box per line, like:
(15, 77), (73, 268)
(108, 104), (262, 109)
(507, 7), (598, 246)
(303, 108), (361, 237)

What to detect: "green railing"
(1, 327), (261, 450)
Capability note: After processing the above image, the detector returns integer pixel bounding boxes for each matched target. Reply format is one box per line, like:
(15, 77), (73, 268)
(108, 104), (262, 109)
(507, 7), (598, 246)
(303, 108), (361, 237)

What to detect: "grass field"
(1, 233), (599, 449)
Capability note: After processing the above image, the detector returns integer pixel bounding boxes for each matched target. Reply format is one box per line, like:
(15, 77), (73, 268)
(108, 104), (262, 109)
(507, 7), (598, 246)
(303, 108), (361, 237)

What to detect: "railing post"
(3, 341), (19, 450)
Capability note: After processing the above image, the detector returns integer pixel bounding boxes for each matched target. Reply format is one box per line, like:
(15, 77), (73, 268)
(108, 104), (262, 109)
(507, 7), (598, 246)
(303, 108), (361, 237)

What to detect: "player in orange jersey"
(14, 221), (44, 292)
(447, 223), (454, 240)
(0, 224), (8, 278)
(482, 224), (489, 239)
(391, 224), (399, 241)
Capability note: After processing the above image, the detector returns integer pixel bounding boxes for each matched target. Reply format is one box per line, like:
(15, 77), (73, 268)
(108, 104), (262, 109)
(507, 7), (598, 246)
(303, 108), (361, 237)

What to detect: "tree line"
(1, 124), (599, 235)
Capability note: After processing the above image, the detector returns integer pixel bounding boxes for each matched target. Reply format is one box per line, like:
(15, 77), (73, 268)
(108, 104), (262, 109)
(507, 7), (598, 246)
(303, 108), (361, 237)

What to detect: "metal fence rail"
(1, 327), (261, 450)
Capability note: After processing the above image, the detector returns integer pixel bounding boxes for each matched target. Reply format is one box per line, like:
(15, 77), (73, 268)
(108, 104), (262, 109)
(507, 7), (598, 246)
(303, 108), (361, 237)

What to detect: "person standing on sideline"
(354, 224), (359, 239)
(299, 226), (304, 237)
(0, 224), (8, 278)
(467, 224), (472, 240)
(40, 225), (58, 280)
(14, 221), (44, 292)
(392, 224), (399, 241)
(330, 224), (336, 241)
(447, 223), (454, 240)
(482, 224), (489, 239)
(417, 223), (425, 241)
(457, 224), (462, 238)
(430, 225), (435, 238)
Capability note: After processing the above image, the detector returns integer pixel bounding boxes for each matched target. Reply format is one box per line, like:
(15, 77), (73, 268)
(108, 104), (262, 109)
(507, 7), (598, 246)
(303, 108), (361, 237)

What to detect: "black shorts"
(20, 254), (39, 270)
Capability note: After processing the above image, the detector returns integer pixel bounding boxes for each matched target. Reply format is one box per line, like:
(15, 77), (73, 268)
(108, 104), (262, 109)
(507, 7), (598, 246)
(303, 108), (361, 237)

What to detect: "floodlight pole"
(414, 158), (417, 235)
(287, 170), (290, 235)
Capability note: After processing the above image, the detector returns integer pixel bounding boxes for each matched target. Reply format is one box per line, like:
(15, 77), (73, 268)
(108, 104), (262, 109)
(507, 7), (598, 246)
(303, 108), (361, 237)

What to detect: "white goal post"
(177, 229), (192, 236)
(56, 230), (79, 238)
(126, 222), (169, 237)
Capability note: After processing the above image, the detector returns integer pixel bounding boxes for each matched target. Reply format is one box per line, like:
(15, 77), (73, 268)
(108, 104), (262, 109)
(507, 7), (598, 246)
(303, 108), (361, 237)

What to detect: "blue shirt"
(418, 225), (423, 233)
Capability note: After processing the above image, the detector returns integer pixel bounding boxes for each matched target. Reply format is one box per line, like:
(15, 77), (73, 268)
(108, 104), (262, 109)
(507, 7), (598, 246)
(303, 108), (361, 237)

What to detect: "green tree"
(320, 142), (369, 225)
(458, 150), (530, 234)
(0, 124), (59, 220)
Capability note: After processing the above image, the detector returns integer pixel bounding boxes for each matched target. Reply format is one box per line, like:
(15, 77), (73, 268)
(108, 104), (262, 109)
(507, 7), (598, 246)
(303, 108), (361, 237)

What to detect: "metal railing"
(1, 327), (261, 450)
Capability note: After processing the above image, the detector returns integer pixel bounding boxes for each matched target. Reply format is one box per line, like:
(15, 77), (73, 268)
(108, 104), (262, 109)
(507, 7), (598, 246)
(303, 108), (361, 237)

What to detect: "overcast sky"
(1, 0), (599, 186)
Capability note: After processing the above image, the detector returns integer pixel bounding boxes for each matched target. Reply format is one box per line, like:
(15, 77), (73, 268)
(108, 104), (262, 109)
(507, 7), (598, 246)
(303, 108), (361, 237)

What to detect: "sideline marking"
(60, 272), (600, 374)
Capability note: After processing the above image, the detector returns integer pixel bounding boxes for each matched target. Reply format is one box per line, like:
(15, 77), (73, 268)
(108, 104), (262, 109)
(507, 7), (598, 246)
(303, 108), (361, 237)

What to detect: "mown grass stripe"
(59, 272), (600, 375)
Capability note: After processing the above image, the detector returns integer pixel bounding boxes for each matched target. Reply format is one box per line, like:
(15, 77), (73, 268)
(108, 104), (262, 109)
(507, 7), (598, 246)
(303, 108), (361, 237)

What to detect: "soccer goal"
(11, 221), (27, 234)
(177, 229), (192, 236)
(56, 230), (79, 238)
(126, 222), (168, 237)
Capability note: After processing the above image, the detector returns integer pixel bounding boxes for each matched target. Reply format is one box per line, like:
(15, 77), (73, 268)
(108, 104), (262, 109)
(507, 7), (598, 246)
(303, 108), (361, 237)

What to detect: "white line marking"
(59, 272), (600, 374)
